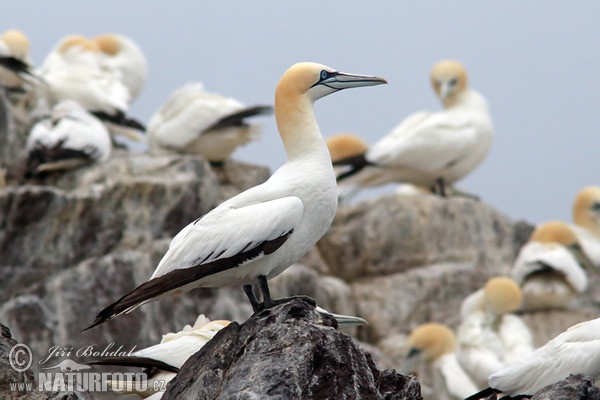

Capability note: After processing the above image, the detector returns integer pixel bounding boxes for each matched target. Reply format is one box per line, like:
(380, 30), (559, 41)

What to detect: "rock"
(163, 299), (421, 400)
(531, 373), (600, 400)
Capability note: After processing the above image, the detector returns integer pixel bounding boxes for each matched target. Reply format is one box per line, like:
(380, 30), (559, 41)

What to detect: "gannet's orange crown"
(430, 59), (468, 107)
(1, 29), (30, 59)
(573, 186), (600, 235)
(484, 277), (522, 314)
(59, 35), (100, 54)
(326, 133), (369, 162)
(406, 322), (456, 362)
(530, 220), (577, 245)
(94, 34), (121, 56)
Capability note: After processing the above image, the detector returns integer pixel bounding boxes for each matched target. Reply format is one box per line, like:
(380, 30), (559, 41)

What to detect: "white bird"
(404, 322), (479, 400)
(0, 29), (38, 90)
(147, 82), (272, 164)
(93, 33), (148, 103)
(570, 186), (600, 267)
(84, 62), (387, 330)
(511, 220), (592, 311)
(91, 315), (230, 398)
(457, 277), (533, 388)
(465, 317), (600, 398)
(38, 35), (145, 139)
(334, 59), (493, 197)
(25, 99), (112, 176)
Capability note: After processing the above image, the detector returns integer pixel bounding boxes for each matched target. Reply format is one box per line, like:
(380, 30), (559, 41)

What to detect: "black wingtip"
(464, 386), (500, 400)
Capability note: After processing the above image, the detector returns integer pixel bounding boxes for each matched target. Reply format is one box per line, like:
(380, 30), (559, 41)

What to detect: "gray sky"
(5, 1), (600, 225)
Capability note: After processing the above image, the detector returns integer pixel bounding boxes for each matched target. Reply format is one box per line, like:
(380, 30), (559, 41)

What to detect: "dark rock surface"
(163, 299), (422, 400)
(531, 373), (600, 400)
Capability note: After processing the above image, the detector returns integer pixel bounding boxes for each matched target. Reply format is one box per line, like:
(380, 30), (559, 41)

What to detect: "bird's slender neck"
(275, 90), (327, 163)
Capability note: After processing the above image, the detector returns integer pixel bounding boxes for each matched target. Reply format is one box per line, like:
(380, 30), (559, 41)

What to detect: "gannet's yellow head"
(58, 35), (100, 54)
(530, 221), (577, 246)
(405, 323), (456, 363)
(430, 59), (468, 107)
(326, 133), (369, 162)
(201, 320), (231, 333)
(1, 29), (30, 60)
(483, 277), (522, 315)
(93, 34), (121, 56)
(573, 186), (600, 236)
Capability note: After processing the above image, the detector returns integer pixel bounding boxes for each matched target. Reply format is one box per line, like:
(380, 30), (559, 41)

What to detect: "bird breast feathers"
(150, 196), (304, 279)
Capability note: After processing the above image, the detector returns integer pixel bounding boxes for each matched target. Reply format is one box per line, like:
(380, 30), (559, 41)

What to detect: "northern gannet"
(90, 315), (230, 398)
(0, 29), (38, 90)
(457, 277), (533, 388)
(334, 60), (493, 196)
(465, 317), (600, 399)
(511, 221), (592, 311)
(93, 33), (148, 103)
(147, 82), (272, 164)
(571, 186), (600, 267)
(404, 323), (479, 400)
(25, 99), (112, 176)
(84, 62), (386, 330)
(38, 35), (145, 139)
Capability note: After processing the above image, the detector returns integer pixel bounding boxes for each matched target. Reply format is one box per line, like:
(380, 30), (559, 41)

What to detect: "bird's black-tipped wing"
(87, 356), (180, 374)
(205, 105), (273, 132)
(26, 139), (98, 177)
(332, 153), (373, 181)
(464, 386), (501, 400)
(0, 56), (37, 78)
(92, 110), (146, 131)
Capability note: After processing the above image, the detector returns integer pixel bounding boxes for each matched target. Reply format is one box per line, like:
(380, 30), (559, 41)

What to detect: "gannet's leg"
(257, 275), (316, 309)
(243, 284), (261, 312)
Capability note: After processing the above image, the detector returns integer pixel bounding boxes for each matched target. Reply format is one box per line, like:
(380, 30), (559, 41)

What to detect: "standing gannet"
(404, 323), (479, 400)
(334, 60), (493, 196)
(93, 33), (148, 103)
(0, 29), (38, 90)
(83, 62), (387, 330)
(571, 186), (600, 267)
(38, 35), (145, 139)
(457, 277), (533, 388)
(91, 315), (230, 398)
(511, 221), (592, 311)
(24, 99), (112, 176)
(147, 82), (272, 164)
(465, 317), (600, 399)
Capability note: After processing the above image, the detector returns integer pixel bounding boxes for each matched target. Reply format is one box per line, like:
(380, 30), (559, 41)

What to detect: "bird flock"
(2, 28), (600, 399)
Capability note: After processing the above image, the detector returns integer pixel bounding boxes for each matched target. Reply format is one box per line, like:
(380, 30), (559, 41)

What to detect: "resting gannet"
(147, 82), (272, 163)
(0, 29), (38, 90)
(90, 315), (230, 398)
(94, 33), (148, 102)
(511, 221), (593, 311)
(465, 317), (600, 399)
(571, 186), (600, 267)
(25, 99), (111, 176)
(404, 323), (479, 400)
(457, 277), (533, 388)
(84, 62), (386, 330)
(334, 60), (493, 196)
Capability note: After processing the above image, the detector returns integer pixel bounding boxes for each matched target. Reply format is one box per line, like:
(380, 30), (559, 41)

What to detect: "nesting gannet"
(38, 35), (144, 139)
(0, 29), (38, 90)
(147, 82), (272, 163)
(83, 62), (387, 330)
(571, 186), (600, 267)
(334, 60), (493, 196)
(24, 99), (111, 176)
(404, 323), (479, 400)
(511, 221), (592, 311)
(93, 33), (148, 102)
(465, 317), (600, 399)
(457, 277), (533, 389)
(90, 315), (230, 398)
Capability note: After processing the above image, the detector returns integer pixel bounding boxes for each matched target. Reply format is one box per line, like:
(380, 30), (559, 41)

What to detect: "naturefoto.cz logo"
(8, 342), (167, 393)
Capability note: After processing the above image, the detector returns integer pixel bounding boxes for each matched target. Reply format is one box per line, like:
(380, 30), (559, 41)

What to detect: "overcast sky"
(5, 1), (600, 225)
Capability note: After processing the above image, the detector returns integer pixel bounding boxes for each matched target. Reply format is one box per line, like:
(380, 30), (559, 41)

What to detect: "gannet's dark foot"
(244, 275), (317, 312)
(260, 294), (316, 310)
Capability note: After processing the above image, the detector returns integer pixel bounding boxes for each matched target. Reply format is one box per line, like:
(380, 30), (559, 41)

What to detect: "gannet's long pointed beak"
(439, 81), (453, 101)
(315, 306), (368, 328)
(313, 70), (388, 91)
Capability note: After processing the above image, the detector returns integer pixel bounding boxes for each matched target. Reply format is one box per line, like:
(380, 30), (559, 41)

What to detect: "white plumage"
(148, 82), (271, 162)
(25, 99), (111, 175)
(86, 62), (386, 329)
(0, 29), (35, 89)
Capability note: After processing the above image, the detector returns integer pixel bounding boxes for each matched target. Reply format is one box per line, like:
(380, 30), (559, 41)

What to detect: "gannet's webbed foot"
(430, 177), (447, 197)
(255, 275), (316, 311)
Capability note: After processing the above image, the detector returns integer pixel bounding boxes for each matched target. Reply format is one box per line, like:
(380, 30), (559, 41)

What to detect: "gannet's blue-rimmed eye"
(320, 70), (329, 80)
(449, 78), (458, 86)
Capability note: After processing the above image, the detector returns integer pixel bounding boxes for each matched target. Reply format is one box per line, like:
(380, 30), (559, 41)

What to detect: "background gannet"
(24, 99), (112, 177)
(404, 322), (479, 400)
(570, 186), (600, 267)
(511, 220), (592, 311)
(0, 29), (37, 90)
(93, 33), (148, 103)
(466, 317), (600, 398)
(84, 62), (386, 330)
(90, 315), (230, 398)
(334, 59), (493, 197)
(147, 82), (272, 164)
(457, 277), (533, 388)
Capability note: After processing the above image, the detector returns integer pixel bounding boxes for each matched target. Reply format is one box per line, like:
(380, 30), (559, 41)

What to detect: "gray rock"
(163, 299), (421, 400)
(531, 373), (600, 400)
